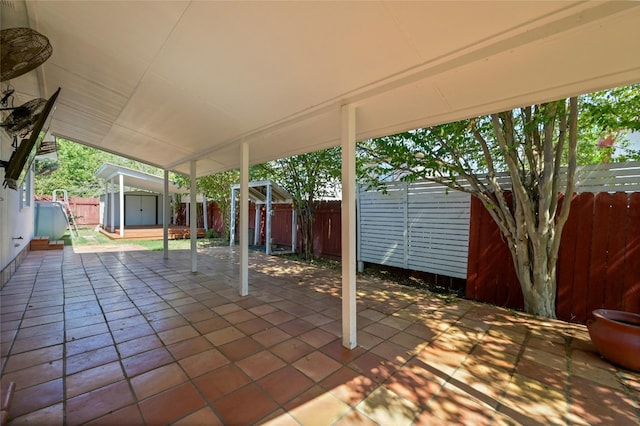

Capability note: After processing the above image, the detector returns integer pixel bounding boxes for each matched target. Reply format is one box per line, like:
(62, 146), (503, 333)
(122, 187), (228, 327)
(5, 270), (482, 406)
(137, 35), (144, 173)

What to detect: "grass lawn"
(66, 227), (227, 251)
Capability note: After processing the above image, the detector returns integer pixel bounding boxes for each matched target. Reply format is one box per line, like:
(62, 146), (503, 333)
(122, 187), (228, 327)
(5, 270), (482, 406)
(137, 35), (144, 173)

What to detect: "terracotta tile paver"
(237, 350), (286, 380)
(171, 407), (223, 426)
(157, 325), (200, 345)
(117, 334), (163, 358)
(258, 365), (315, 404)
(2, 247), (639, 425)
(66, 361), (124, 397)
(290, 391), (352, 425)
(357, 386), (420, 426)
(85, 405), (145, 426)
(321, 367), (377, 407)
(130, 363), (188, 400)
(9, 378), (63, 418)
(8, 402), (65, 425)
(3, 345), (63, 373)
(1, 359), (63, 391)
(66, 380), (134, 425)
(212, 383), (279, 425)
(293, 350), (342, 382)
(204, 325), (244, 345)
(122, 347), (174, 377)
(138, 382), (205, 425)
(194, 364), (251, 402)
(178, 348), (229, 378)
(271, 337), (315, 363)
(252, 326), (292, 348)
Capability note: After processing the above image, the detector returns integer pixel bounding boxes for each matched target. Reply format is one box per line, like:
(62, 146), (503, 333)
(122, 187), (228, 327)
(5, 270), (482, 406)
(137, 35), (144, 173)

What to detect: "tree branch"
(551, 97), (578, 259)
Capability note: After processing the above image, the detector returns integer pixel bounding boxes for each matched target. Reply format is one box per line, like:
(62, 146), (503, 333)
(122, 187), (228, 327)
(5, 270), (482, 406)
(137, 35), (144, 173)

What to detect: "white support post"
(103, 180), (108, 230)
(163, 170), (169, 259)
(119, 174), (125, 237)
(356, 184), (364, 273)
(171, 194), (176, 225)
(109, 178), (115, 233)
(341, 104), (357, 349)
(240, 142), (249, 296)
(291, 208), (297, 253)
(203, 195), (208, 231)
(190, 161), (197, 273)
(254, 204), (260, 246)
(229, 188), (236, 246)
(265, 183), (272, 255)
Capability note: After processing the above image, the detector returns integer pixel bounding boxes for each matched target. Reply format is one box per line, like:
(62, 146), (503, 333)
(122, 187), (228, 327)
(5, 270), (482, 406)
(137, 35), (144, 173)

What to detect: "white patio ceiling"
(3, 1), (640, 178)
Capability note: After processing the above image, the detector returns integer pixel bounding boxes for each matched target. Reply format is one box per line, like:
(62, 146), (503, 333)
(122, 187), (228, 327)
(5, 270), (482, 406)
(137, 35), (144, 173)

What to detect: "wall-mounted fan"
(1, 97), (47, 136)
(1, 27), (53, 82)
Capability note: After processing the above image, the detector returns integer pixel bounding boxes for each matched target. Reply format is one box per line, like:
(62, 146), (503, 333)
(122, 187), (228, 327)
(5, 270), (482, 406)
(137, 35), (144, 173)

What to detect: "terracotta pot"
(587, 309), (640, 372)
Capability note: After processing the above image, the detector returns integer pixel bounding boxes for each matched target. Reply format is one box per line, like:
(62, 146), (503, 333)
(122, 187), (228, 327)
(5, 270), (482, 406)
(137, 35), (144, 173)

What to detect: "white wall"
(1, 131), (36, 280)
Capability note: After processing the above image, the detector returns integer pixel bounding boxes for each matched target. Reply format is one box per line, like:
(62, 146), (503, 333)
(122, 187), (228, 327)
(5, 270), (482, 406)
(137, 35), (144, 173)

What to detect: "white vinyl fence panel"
(358, 181), (470, 279)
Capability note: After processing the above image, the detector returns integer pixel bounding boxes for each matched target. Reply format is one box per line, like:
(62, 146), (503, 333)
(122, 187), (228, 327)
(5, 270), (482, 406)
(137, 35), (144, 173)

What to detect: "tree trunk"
(516, 252), (557, 318)
(297, 205), (315, 260)
(509, 212), (558, 318)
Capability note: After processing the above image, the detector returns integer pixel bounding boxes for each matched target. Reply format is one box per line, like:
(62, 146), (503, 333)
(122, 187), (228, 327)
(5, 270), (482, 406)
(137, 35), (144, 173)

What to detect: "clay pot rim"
(591, 309), (640, 328)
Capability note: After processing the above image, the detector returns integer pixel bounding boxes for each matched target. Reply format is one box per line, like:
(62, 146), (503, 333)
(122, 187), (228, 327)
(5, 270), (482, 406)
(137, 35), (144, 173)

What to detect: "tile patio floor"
(1, 246), (638, 425)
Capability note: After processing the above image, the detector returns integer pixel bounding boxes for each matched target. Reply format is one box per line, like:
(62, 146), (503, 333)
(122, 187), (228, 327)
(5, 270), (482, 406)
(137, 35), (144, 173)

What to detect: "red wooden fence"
(251, 201), (342, 259)
(68, 197), (100, 225)
(466, 192), (640, 322)
(311, 201), (342, 259)
(35, 196), (100, 225)
(176, 202), (225, 235)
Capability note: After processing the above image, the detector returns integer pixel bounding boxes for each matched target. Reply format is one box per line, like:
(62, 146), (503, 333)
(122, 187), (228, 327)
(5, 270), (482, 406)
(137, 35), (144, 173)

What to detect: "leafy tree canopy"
(174, 170), (240, 238)
(576, 84), (640, 164)
(35, 138), (165, 197)
(251, 147), (342, 259)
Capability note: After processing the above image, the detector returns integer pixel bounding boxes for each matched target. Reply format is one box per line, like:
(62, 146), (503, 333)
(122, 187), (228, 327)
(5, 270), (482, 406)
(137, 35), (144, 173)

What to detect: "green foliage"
(252, 147), (342, 206)
(252, 147), (342, 259)
(174, 170), (240, 239)
(34, 138), (166, 197)
(576, 84), (640, 164)
(35, 139), (106, 197)
(359, 85), (639, 190)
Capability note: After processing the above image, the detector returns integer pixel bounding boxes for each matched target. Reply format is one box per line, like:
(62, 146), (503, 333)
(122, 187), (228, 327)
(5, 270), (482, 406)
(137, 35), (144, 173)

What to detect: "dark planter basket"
(587, 309), (640, 372)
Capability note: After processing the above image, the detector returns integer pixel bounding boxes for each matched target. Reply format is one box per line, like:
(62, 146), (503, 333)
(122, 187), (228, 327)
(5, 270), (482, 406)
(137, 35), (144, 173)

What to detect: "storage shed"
(95, 163), (184, 237)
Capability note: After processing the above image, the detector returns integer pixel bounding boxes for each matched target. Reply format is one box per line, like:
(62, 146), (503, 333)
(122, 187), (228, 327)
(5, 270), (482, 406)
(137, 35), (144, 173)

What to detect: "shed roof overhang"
(2, 1), (639, 176)
(231, 181), (293, 205)
(95, 163), (183, 195)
